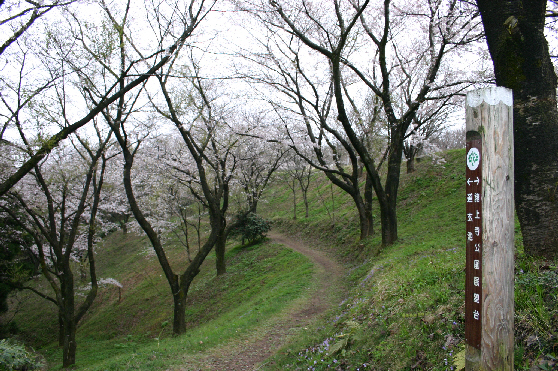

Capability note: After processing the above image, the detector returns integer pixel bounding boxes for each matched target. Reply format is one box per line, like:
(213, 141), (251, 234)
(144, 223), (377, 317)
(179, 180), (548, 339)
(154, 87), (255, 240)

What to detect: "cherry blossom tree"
(237, 34), (380, 239)
(0, 126), (115, 367)
(0, 0), (213, 197)
(64, 0), (239, 337)
(100, 30), (243, 335)
(402, 102), (454, 173)
(0, 0), (78, 59)
(235, 115), (289, 213)
(431, 125), (465, 150)
(119, 136), (208, 263)
(1, 0), (213, 349)
(283, 151), (313, 219)
(240, 0), (483, 245)
(152, 52), (247, 276)
(109, 82), (241, 334)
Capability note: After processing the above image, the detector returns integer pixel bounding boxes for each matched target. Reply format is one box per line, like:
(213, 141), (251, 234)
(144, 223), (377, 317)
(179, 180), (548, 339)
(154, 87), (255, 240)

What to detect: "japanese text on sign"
(466, 134), (482, 349)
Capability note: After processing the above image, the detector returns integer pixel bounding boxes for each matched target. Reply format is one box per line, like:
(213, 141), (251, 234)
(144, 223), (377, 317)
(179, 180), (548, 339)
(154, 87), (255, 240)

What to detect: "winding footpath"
(182, 232), (345, 371)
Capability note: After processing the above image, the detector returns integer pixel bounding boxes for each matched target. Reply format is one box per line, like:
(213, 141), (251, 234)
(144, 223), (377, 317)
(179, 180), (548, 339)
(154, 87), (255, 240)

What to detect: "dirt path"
(186, 232), (345, 371)
(267, 232), (345, 323)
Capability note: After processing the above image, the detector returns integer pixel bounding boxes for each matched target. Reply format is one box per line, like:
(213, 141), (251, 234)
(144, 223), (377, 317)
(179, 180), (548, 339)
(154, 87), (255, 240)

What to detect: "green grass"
(260, 149), (557, 371)
(8, 236), (314, 370)
(60, 242), (313, 371)
(260, 150), (468, 370)
(5, 148), (558, 370)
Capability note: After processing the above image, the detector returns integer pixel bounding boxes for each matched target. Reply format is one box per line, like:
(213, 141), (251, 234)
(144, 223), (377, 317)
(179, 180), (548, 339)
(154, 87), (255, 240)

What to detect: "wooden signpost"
(465, 87), (514, 371)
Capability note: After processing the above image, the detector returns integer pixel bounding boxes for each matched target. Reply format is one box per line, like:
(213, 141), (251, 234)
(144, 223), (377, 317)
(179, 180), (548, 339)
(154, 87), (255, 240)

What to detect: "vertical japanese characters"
(465, 134), (482, 349)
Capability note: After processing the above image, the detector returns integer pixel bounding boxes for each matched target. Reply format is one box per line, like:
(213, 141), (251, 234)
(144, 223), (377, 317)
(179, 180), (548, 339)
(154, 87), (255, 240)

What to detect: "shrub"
(0, 339), (43, 371)
(230, 212), (272, 245)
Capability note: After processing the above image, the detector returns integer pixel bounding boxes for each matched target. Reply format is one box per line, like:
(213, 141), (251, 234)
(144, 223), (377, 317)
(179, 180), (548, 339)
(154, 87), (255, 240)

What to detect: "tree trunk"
(215, 231), (226, 276)
(215, 214), (227, 276)
(58, 313), (64, 347)
(476, 0), (558, 258)
(174, 227), (220, 334)
(247, 192), (258, 214)
(61, 269), (76, 368)
(299, 178), (310, 218)
(172, 277), (187, 335)
(173, 215), (222, 334)
(62, 318), (76, 368)
(357, 208), (373, 240)
(406, 156), (415, 174)
(361, 161), (398, 247)
(379, 200), (397, 246)
(352, 191), (373, 240)
(377, 133), (404, 246)
(292, 179), (297, 220)
(252, 200), (258, 214)
(120, 149), (187, 334)
(514, 90), (558, 258)
(405, 142), (417, 174)
(364, 173), (374, 236)
(303, 193), (309, 218)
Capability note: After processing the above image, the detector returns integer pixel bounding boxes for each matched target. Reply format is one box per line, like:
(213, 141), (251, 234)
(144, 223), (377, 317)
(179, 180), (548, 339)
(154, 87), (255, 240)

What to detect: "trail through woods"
(178, 231), (346, 370)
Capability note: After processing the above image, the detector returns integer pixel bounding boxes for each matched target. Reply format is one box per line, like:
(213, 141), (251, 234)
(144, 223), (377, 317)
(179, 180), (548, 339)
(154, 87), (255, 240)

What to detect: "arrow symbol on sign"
(467, 177), (480, 185)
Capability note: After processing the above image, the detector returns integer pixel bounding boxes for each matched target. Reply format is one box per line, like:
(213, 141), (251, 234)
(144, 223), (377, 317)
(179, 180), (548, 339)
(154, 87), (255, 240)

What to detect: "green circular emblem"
(467, 148), (480, 171)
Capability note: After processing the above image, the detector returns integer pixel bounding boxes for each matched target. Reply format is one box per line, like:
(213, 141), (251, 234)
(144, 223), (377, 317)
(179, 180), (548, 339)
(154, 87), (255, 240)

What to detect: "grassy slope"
(67, 241), (314, 371)
(259, 149), (557, 371)
(5, 148), (557, 370)
(7, 230), (314, 369)
(257, 150), (467, 370)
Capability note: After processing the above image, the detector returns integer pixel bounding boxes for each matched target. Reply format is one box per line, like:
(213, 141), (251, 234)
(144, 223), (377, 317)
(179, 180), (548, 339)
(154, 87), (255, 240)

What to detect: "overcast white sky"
(0, 0), (522, 146)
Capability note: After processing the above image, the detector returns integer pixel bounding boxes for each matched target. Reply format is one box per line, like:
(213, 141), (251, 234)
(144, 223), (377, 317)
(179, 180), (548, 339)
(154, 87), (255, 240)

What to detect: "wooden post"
(465, 87), (514, 371)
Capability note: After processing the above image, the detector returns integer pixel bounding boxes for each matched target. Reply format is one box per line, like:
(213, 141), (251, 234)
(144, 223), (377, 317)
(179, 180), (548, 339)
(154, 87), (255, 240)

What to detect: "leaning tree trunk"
(215, 230), (227, 276)
(120, 149), (186, 334)
(173, 222), (222, 334)
(477, 0), (558, 258)
(364, 173), (374, 236)
(351, 191), (374, 240)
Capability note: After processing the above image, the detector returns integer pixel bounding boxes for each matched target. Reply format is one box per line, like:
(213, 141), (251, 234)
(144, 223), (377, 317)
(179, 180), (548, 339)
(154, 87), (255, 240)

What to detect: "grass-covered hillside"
(258, 149), (557, 371)
(4, 233), (316, 369)
(258, 149), (468, 370)
(2, 148), (557, 370)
